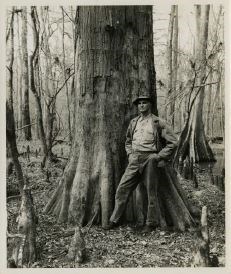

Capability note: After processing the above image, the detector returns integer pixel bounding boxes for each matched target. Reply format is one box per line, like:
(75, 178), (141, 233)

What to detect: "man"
(106, 95), (178, 232)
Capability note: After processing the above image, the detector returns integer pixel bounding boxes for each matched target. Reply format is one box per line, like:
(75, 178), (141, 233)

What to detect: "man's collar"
(139, 113), (152, 121)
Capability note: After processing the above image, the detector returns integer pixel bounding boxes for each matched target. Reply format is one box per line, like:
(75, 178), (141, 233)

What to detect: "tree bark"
(21, 7), (32, 140)
(45, 6), (157, 226)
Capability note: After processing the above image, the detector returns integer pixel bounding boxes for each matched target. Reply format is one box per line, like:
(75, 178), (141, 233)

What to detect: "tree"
(45, 6), (157, 227)
(61, 7), (73, 143)
(174, 5), (215, 164)
(6, 7), (24, 193)
(30, 6), (49, 167)
(166, 5), (178, 129)
(21, 7), (32, 140)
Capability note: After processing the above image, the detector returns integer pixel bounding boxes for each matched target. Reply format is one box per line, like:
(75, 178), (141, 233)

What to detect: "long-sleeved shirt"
(125, 114), (178, 161)
(132, 114), (157, 152)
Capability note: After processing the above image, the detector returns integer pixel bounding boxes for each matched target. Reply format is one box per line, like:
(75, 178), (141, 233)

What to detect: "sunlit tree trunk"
(45, 6), (157, 227)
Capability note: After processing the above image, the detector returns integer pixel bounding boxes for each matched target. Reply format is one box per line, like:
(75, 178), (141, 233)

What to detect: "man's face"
(137, 100), (151, 113)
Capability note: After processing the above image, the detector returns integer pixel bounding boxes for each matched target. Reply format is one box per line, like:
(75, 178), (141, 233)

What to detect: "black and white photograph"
(3, 0), (229, 270)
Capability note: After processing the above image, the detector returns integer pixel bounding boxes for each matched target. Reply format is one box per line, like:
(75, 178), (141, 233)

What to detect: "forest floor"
(7, 141), (225, 268)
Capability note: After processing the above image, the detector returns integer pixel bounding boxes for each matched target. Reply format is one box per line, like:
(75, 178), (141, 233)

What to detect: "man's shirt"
(132, 114), (157, 152)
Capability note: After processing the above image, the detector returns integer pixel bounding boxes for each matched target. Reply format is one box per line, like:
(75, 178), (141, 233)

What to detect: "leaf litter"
(7, 143), (225, 267)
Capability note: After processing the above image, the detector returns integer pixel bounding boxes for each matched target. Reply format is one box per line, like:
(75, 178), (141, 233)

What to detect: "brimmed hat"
(133, 95), (152, 105)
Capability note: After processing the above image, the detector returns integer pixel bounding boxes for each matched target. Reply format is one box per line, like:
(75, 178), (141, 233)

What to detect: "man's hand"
(148, 153), (160, 161)
(128, 153), (133, 162)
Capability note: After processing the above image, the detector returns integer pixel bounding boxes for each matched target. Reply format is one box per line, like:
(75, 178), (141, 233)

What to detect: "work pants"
(110, 152), (160, 226)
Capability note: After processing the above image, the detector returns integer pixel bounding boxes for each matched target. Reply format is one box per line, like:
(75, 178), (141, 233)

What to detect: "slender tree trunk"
(16, 13), (23, 130)
(166, 6), (178, 128)
(166, 6), (174, 123)
(171, 6), (178, 129)
(6, 8), (24, 193)
(219, 74), (224, 140)
(21, 7), (32, 140)
(34, 58), (42, 140)
(205, 71), (213, 137)
(61, 7), (72, 143)
(211, 67), (221, 139)
(40, 7), (57, 159)
(30, 7), (48, 167)
(45, 6), (157, 226)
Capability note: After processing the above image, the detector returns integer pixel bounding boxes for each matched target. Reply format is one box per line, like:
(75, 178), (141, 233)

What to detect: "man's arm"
(125, 122), (133, 156)
(157, 121), (178, 160)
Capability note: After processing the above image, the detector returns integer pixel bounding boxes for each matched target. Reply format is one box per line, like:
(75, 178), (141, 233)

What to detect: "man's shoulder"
(150, 114), (168, 128)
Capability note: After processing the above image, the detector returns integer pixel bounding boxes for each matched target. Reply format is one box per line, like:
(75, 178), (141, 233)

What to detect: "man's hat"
(133, 95), (152, 105)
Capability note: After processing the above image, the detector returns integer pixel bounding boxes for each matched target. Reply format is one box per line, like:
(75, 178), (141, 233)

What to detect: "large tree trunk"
(45, 6), (157, 227)
(174, 5), (215, 163)
(6, 8), (24, 193)
(21, 7), (32, 140)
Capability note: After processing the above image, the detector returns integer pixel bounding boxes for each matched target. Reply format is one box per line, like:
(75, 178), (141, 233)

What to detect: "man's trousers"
(110, 152), (160, 226)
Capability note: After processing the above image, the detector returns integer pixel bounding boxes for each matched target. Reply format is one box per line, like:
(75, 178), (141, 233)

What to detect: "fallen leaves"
(7, 143), (225, 268)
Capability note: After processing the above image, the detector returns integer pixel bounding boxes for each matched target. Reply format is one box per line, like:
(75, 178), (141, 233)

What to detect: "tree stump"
(9, 186), (37, 267)
(191, 206), (214, 267)
(67, 226), (86, 266)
